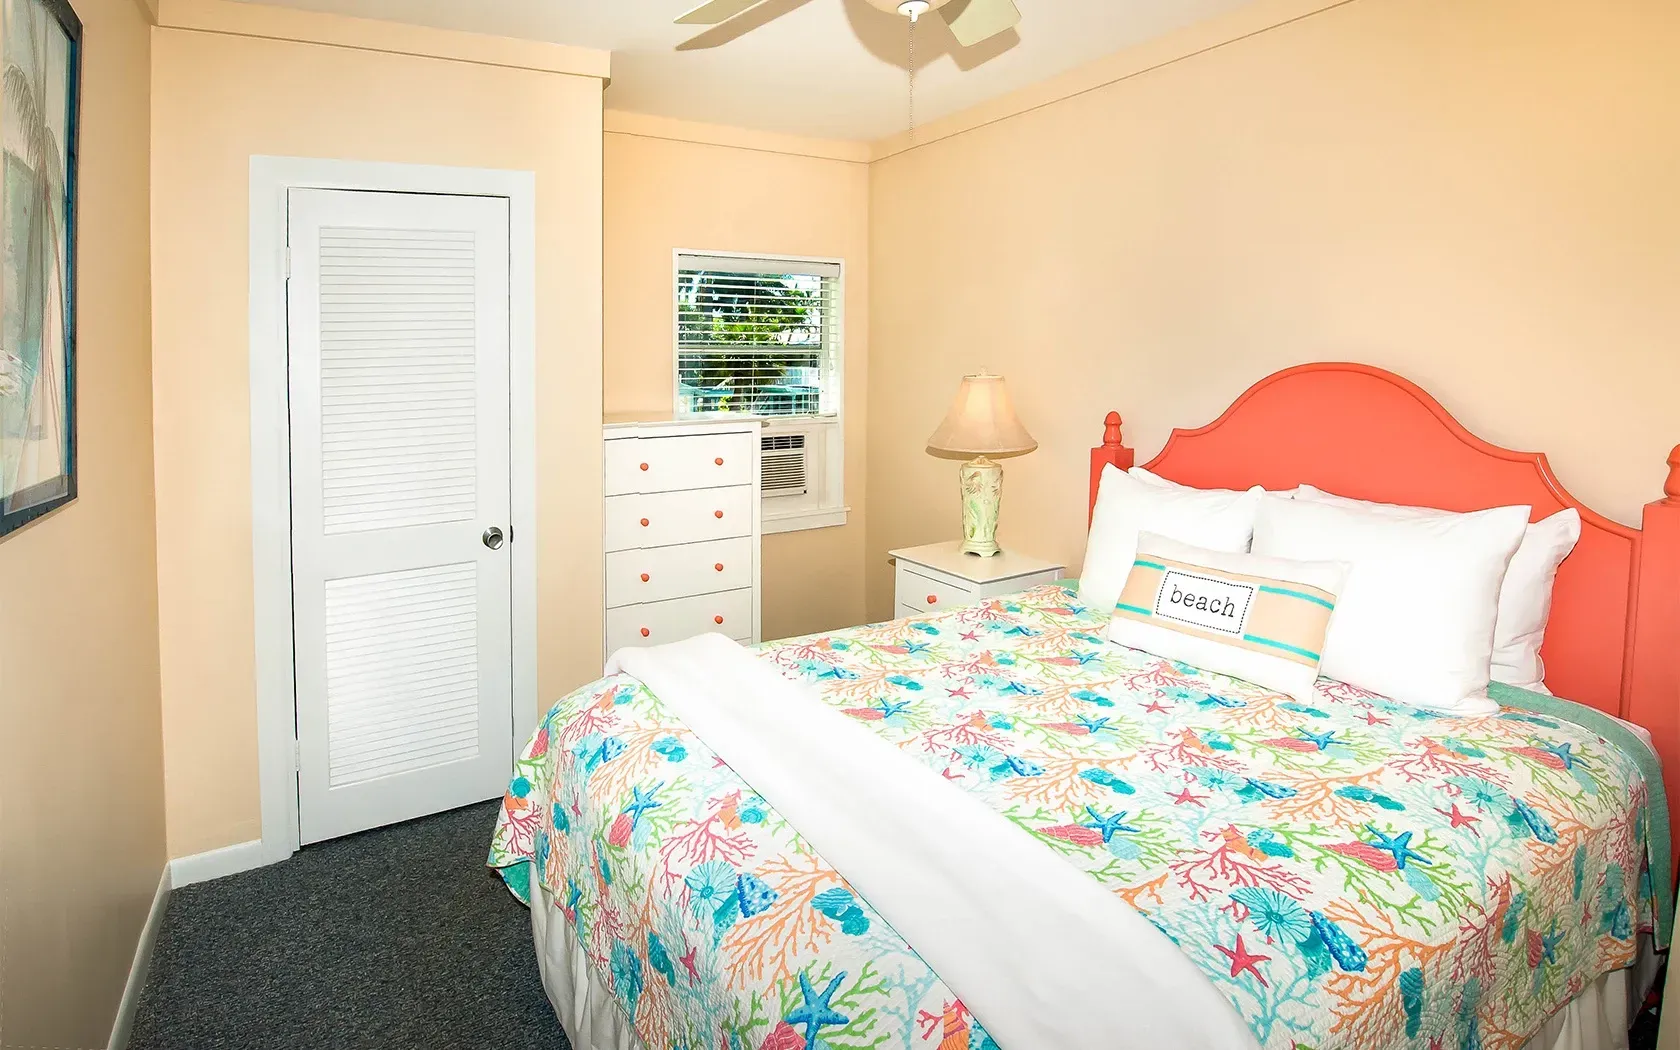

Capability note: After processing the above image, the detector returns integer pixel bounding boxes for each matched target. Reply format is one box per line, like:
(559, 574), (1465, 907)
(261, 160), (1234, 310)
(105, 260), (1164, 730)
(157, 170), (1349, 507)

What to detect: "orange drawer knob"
(639, 462), (649, 471)
(926, 595), (937, 604)
(714, 615), (725, 625)
(714, 510), (724, 519)
(640, 518), (650, 527)
(640, 627), (650, 638)
(640, 573), (650, 582)
(715, 457), (724, 466)
(714, 563), (724, 571)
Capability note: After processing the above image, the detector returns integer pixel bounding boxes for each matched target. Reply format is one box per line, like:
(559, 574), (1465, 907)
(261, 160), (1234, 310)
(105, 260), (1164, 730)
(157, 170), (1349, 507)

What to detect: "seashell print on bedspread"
(488, 585), (1656, 1050)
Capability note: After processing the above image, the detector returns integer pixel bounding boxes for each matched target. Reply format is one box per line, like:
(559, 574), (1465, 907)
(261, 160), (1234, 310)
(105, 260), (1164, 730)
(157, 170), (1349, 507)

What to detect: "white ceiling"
(228, 0), (1261, 141)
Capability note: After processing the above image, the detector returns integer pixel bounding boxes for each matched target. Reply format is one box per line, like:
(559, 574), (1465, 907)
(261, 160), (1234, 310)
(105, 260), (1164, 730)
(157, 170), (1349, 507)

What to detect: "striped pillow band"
(1114, 556), (1337, 668)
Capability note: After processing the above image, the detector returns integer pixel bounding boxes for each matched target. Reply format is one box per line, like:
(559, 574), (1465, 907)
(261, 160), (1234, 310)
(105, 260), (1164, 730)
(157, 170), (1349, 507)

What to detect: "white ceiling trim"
(600, 0), (1357, 166)
(162, 0), (612, 79)
(870, 0), (1354, 160)
(183, 0), (1359, 165)
(604, 110), (872, 163)
(221, 0), (1281, 141)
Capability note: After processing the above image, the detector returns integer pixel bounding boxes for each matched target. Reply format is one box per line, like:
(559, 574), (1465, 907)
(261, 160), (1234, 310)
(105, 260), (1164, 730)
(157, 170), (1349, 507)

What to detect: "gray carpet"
(128, 801), (569, 1050)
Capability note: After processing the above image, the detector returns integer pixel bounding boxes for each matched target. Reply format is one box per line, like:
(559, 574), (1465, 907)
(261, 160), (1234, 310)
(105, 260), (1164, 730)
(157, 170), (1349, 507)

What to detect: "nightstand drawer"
(890, 542), (1065, 614)
(895, 565), (977, 613)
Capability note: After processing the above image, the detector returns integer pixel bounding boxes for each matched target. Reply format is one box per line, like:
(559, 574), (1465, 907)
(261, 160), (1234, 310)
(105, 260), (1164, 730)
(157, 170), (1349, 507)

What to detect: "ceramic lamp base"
(959, 455), (1004, 557)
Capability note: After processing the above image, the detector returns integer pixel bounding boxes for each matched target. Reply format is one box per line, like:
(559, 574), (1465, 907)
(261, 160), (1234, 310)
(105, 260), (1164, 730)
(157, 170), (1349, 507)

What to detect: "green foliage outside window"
(677, 270), (827, 416)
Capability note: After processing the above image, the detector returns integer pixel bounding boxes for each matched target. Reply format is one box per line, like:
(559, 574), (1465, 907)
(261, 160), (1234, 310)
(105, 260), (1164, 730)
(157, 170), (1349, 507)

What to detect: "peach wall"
(150, 6), (605, 857)
(603, 117), (871, 639)
(866, 0), (1680, 621)
(0, 0), (166, 1042)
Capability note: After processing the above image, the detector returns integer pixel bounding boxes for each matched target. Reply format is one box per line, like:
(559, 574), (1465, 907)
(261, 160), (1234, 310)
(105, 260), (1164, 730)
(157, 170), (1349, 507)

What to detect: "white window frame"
(672, 248), (847, 534)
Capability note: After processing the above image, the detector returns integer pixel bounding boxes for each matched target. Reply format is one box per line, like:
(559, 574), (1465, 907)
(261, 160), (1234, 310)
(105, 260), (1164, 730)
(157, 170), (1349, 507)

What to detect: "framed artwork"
(0, 0), (79, 538)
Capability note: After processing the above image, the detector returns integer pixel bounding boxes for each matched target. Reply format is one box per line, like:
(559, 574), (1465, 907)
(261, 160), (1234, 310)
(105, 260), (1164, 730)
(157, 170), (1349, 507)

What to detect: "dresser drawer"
(606, 588), (754, 652)
(606, 537), (753, 608)
(605, 486), (754, 552)
(895, 565), (977, 613)
(604, 432), (755, 496)
(603, 438), (644, 497)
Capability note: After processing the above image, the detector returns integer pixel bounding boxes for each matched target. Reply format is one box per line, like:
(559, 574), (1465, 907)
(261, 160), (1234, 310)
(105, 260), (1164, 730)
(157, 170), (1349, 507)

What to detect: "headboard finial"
(1089, 410), (1135, 524)
(1102, 411), (1125, 449)
(1665, 445), (1680, 504)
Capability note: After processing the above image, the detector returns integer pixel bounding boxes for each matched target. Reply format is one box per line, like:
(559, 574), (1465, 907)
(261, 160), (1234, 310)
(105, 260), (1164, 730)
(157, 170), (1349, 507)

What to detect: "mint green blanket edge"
(493, 856), (532, 905)
(1488, 680), (1673, 950)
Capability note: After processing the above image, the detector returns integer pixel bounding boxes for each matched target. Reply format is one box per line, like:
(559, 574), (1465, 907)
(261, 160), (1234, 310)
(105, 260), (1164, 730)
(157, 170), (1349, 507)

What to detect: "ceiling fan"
(676, 0), (1022, 49)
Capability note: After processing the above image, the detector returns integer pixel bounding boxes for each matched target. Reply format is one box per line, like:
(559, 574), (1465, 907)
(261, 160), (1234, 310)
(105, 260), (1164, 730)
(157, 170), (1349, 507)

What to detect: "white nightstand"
(889, 541), (1065, 618)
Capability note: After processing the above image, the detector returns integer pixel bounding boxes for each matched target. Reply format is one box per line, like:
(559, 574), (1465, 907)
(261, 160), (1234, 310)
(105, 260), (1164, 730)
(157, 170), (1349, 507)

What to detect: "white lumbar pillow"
(1109, 532), (1349, 702)
(1079, 464), (1263, 616)
(1295, 486), (1581, 692)
(1250, 494), (1529, 715)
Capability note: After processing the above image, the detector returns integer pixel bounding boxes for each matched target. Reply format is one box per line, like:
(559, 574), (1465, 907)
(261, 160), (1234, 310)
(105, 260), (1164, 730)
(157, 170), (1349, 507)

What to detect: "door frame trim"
(249, 156), (538, 865)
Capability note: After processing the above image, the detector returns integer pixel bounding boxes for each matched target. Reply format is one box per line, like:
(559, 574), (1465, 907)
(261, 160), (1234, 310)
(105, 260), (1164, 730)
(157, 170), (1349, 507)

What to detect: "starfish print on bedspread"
(784, 970), (850, 1050)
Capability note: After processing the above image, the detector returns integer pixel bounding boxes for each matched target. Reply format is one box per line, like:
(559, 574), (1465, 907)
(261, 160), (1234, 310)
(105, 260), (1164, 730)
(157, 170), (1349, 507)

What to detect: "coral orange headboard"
(1091, 363), (1680, 869)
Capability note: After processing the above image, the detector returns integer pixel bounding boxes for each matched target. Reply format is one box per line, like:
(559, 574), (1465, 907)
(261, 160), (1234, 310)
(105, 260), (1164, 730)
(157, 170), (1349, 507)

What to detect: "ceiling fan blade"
(675, 0), (770, 25)
(937, 0), (1020, 47)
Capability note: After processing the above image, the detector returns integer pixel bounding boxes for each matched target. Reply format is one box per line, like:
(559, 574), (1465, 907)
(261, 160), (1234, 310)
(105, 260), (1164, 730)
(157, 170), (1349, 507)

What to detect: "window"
(675, 253), (840, 417)
(674, 251), (846, 533)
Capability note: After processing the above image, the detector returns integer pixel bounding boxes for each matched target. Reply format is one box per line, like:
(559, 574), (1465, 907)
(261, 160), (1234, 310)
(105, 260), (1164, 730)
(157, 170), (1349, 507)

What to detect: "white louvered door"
(287, 188), (513, 845)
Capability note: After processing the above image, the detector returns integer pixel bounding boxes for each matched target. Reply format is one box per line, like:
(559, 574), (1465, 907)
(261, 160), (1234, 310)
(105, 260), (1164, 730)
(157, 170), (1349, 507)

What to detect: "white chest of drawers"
(603, 416), (762, 658)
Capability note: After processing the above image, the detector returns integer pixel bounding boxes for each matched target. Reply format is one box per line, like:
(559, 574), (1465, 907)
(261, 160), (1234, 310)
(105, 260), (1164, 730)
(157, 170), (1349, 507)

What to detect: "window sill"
(763, 506), (850, 535)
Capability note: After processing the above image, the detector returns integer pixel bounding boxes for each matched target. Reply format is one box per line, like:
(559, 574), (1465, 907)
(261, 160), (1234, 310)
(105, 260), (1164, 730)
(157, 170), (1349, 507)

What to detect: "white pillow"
(1295, 486), (1581, 691)
(1129, 467), (1298, 500)
(1110, 533), (1349, 702)
(1079, 465), (1263, 616)
(1251, 495), (1529, 715)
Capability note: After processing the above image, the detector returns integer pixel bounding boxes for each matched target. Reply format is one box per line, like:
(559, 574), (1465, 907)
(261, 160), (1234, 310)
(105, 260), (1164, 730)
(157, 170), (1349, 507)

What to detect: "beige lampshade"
(926, 373), (1038, 458)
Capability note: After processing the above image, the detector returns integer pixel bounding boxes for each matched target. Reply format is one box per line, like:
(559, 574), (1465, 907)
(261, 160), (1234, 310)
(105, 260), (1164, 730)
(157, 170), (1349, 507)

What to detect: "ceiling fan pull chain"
(907, 13), (917, 139)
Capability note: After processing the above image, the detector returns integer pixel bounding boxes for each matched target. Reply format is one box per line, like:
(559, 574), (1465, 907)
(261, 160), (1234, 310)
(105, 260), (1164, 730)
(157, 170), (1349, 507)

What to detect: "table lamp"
(926, 373), (1038, 557)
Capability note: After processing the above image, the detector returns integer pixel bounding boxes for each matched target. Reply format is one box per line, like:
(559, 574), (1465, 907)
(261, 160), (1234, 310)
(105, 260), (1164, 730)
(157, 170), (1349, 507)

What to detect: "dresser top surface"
(605, 411), (764, 431)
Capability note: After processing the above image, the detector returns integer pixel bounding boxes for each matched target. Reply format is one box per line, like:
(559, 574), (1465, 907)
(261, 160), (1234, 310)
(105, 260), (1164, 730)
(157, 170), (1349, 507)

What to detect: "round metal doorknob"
(482, 526), (505, 550)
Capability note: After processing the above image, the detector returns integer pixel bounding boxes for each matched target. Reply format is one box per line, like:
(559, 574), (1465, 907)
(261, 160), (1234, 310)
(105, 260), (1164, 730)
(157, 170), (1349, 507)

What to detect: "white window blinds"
(675, 253), (840, 418)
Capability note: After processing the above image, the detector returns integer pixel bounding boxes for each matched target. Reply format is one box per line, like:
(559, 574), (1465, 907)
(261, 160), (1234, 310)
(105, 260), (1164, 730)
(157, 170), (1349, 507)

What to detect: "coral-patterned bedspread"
(489, 585), (1658, 1050)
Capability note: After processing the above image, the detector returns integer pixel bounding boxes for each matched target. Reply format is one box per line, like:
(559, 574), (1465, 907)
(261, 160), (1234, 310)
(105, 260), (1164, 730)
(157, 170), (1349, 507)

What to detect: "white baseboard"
(169, 838), (277, 887)
(108, 863), (172, 1050)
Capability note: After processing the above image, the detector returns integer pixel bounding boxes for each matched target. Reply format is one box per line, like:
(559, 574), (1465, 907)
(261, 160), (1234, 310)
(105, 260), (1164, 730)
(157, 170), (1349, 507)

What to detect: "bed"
(490, 363), (1680, 1050)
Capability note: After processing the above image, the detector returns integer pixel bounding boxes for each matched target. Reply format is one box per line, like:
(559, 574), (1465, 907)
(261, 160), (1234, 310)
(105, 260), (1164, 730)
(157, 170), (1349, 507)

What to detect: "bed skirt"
(530, 878), (1656, 1050)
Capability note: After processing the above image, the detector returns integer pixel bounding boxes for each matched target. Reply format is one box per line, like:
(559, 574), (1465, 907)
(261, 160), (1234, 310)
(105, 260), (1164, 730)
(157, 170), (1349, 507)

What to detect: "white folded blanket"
(607, 633), (1256, 1050)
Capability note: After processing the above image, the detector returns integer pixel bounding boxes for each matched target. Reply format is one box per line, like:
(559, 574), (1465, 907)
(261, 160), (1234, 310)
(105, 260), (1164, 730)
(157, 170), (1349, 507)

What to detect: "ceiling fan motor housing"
(866, 0), (958, 16)
(679, 0), (1019, 46)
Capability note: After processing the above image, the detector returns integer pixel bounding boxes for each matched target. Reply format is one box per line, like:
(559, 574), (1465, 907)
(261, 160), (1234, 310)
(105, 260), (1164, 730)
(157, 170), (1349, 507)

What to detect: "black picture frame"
(0, 0), (81, 538)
